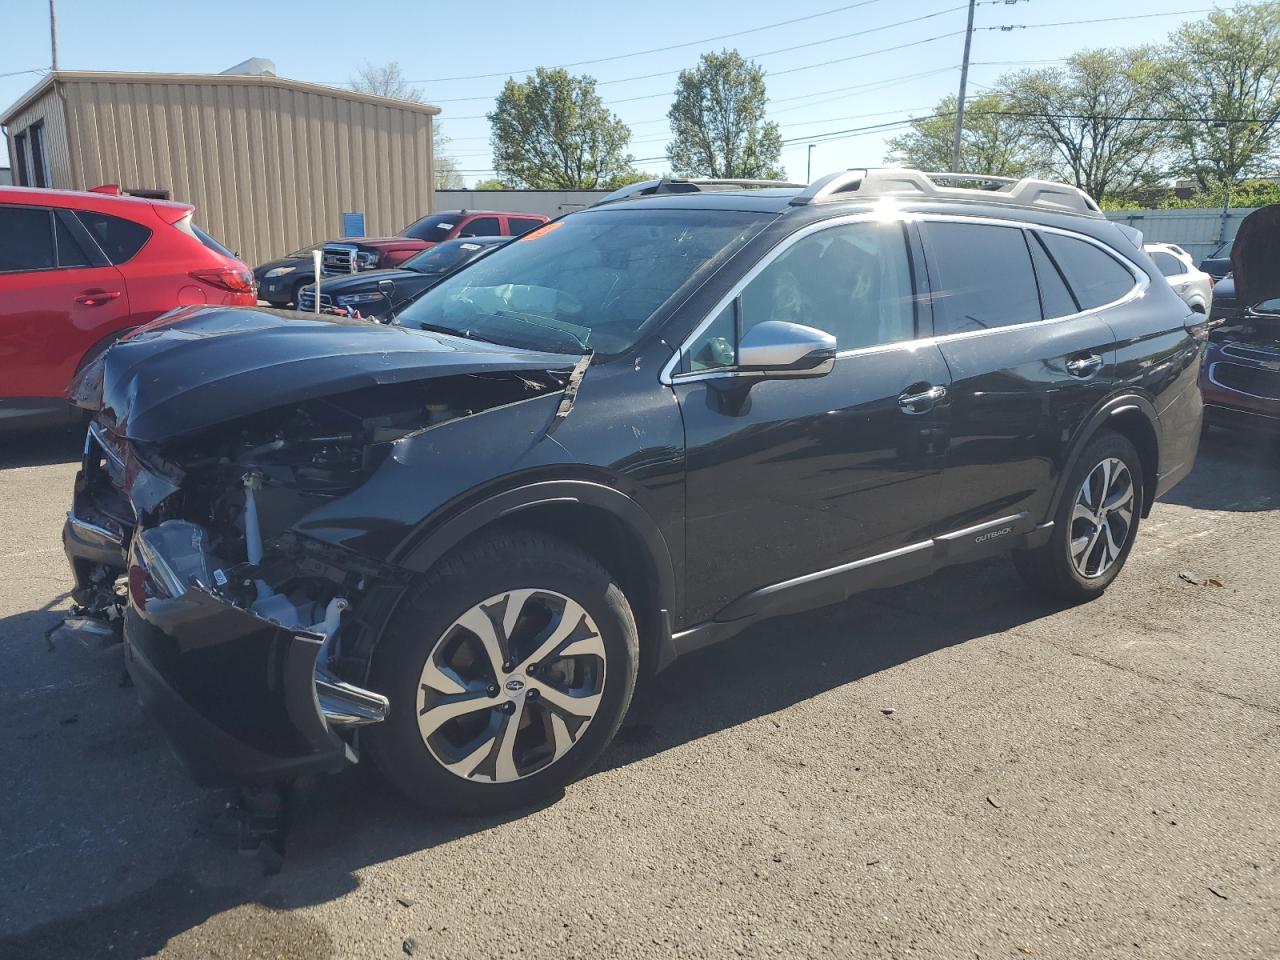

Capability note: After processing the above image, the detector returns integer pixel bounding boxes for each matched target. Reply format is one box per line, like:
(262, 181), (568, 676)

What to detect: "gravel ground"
(1, 426), (1277, 960)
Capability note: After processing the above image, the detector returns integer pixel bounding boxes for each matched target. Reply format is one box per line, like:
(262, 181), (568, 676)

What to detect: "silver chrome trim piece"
(748, 539), (932, 600)
(661, 211), (1148, 386)
(1208, 361), (1280, 401)
(65, 510), (124, 546)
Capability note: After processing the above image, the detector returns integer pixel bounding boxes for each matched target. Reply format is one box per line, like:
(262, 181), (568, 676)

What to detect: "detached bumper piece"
(125, 521), (388, 787)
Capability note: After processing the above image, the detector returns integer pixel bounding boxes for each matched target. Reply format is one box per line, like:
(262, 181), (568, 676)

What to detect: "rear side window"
(0, 207), (56, 272)
(507, 217), (544, 236)
(54, 215), (94, 268)
(1152, 251), (1184, 278)
(461, 216), (501, 237)
(924, 221), (1041, 335)
(76, 210), (152, 264)
(1039, 233), (1136, 310)
(1028, 234), (1078, 319)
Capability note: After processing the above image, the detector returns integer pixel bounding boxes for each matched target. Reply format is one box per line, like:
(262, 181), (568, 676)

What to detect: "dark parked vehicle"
(1201, 204), (1280, 433)
(64, 170), (1203, 814)
(253, 243), (323, 307)
(1199, 238), (1234, 280)
(298, 237), (508, 320)
(320, 210), (547, 274)
(1208, 273), (1239, 322)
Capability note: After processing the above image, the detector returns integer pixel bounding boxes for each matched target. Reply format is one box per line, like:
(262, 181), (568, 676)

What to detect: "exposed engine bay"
(70, 369), (564, 746)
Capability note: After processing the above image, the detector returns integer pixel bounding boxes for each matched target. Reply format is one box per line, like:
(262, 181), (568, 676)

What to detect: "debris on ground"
(396, 897), (416, 909)
(1209, 887), (1229, 900)
(987, 796), (1002, 809)
(403, 936), (418, 955)
(1179, 572), (1224, 587)
(880, 708), (896, 716)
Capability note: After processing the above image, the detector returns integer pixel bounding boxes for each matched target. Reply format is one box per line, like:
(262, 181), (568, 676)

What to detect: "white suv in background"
(1145, 242), (1214, 315)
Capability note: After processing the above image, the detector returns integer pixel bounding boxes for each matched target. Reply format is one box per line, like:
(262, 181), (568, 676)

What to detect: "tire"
(364, 530), (639, 813)
(291, 278), (311, 307)
(1013, 430), (1144, 602)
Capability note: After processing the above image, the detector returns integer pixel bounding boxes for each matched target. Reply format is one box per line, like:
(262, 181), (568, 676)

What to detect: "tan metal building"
(1, 70), (438, 266)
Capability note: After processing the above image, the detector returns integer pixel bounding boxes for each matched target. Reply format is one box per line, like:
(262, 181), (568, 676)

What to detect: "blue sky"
(1, 0), (1226, 185)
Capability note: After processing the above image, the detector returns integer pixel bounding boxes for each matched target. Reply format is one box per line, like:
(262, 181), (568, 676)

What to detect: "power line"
(425, 3), (971, 101)
(405, 0), (897, 84)
(982, 8), (1216, 31)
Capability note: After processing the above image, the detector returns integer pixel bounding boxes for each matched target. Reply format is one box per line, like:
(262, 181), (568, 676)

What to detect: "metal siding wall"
(52, 77), (435, 266)
(1105, 208), (1259, 262)
(434, 190), (611, 217)
(4, 89), (72, 186)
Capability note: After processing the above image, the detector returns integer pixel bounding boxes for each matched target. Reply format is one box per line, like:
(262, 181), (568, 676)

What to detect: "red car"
(0, 186), (255, 431)
(319, 210), (547, 274)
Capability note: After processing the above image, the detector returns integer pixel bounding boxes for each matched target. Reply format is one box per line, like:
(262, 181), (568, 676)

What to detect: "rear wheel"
(365, 531), (638, 813)
(1014, 431), (1143, 601)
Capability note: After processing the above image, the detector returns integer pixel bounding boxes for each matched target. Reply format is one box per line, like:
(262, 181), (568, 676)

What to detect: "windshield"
(403, 240), (495, 275)
(396, 208), (773, 355)
(401, 214), (462, 243)
(287, 242), (322, 258)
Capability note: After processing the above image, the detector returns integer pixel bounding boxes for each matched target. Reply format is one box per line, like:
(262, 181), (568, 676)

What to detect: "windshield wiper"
(403, 321), (497, 345)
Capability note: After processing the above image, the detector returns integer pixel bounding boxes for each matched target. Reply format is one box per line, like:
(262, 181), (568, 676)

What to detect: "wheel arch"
(1052, 394), (1161, 522)
(396, 480), (679, 675)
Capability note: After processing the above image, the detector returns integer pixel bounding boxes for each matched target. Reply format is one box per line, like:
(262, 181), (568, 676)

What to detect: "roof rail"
(593, 177), (804, 207)
(791, 168), (1103, 218)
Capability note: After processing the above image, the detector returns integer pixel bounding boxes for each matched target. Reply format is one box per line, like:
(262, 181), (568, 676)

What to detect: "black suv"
(63, 170), (1204, 813)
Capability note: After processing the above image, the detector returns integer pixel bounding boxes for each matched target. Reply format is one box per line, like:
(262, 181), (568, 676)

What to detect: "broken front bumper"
(124, 522), (387, 787)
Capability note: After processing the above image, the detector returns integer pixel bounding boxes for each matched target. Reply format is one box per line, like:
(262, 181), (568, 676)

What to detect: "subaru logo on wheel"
(505, 677), (526, 693)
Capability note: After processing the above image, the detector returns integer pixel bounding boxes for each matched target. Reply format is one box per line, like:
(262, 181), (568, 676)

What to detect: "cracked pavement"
(1, 426), (1277, 959)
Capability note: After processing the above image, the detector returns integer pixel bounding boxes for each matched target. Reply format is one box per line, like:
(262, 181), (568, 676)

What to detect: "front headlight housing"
(336, 292), (387, 307)
(264, 266), (297, 278)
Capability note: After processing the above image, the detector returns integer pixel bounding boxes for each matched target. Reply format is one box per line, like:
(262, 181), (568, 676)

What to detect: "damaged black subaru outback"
(64, 170), (1204, 813)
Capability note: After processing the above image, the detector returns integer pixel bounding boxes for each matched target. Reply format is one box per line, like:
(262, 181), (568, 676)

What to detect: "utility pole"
(950, 0), (977, 172)
(49, 0), (59, 70)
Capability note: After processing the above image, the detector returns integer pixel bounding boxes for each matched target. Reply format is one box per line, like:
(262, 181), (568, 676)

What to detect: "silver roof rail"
(593, 177), (804, 207)
(791, 168), (1103, 218)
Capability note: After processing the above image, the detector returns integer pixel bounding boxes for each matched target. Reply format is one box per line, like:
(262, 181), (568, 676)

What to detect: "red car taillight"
(189, 268), (255, 295)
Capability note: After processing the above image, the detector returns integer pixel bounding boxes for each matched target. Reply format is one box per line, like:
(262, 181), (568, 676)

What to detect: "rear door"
(458, 215), (502, 239)
(921, 218), (1123, 535)
(0, 204), (130, 399)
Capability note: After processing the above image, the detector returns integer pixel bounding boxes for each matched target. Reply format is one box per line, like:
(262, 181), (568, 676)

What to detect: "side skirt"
(669, 513), (1051, 660)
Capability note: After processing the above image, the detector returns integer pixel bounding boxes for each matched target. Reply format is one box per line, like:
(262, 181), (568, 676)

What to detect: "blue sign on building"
(342, 212), (366, 237)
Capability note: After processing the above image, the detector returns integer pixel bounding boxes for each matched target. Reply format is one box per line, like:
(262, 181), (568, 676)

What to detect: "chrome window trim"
(661, 210), (1149, 386)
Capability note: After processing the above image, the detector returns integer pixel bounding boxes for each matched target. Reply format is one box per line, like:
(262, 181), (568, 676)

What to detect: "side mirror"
(377, 279), (397, 322)
(737, 321), (837, 378)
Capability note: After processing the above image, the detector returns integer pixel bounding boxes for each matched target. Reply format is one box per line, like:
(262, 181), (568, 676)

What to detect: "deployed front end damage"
(63, 311), (575, 786)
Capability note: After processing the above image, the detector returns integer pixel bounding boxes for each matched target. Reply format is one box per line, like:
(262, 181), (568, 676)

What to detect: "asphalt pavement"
(1, 425), (1277, 959)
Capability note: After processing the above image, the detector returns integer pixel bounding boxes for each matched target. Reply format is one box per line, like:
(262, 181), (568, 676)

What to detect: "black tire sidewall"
(365, 535), (638, 813)
(1052, 431), (1144, 596)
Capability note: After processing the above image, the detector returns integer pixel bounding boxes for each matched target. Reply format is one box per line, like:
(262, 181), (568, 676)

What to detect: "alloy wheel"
(1069, 457), (1135, 579)
(417, 589), (607, 783)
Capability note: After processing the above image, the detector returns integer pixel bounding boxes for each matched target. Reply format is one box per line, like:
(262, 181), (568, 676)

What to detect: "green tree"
(488, 68), (635, 189)
(666, 50), (783, 179)
(350, 60), (464, 189)
(604, 169), (656, 189)
(1159, 3), (1280, 189)
(473, 178), (508, 190)
(999, 48), (1168, 203)
(885, 93), (1043, 177)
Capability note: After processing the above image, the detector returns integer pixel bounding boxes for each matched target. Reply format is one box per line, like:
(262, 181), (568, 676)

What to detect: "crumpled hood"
(1230, 203), (1280, 307)
(70, 305), (574, 442)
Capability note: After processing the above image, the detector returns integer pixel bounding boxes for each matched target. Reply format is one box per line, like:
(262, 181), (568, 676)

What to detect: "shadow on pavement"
(0, 555), (1060, 959)
(0, 426), (84, 469)
(1160, 425), (1279, 513)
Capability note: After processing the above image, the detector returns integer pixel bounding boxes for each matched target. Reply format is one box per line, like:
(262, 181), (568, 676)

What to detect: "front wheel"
(364, 531), (639, 813)
(1014, 430), (1144, 601)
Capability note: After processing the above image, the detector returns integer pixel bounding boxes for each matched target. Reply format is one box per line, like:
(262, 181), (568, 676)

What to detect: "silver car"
(1145, 243), (1214, 315)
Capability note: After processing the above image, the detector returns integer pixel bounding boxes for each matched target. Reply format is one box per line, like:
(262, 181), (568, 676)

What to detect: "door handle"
(897, 384), (947, 414)
(1065, 354), (1103, 378)
(75, 290), (122, 306)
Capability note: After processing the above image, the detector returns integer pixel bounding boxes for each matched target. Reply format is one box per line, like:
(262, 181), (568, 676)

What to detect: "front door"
(918, 218), (1124, 534)
(0, 204), (130, 398)
(673, 217), (952, 625)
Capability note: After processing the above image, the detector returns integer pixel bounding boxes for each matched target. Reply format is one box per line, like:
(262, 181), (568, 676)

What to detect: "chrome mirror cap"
(738, 321), (837, 377)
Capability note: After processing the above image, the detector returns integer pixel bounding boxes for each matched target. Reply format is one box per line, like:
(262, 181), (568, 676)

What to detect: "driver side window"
(683, 219), (917, 373)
